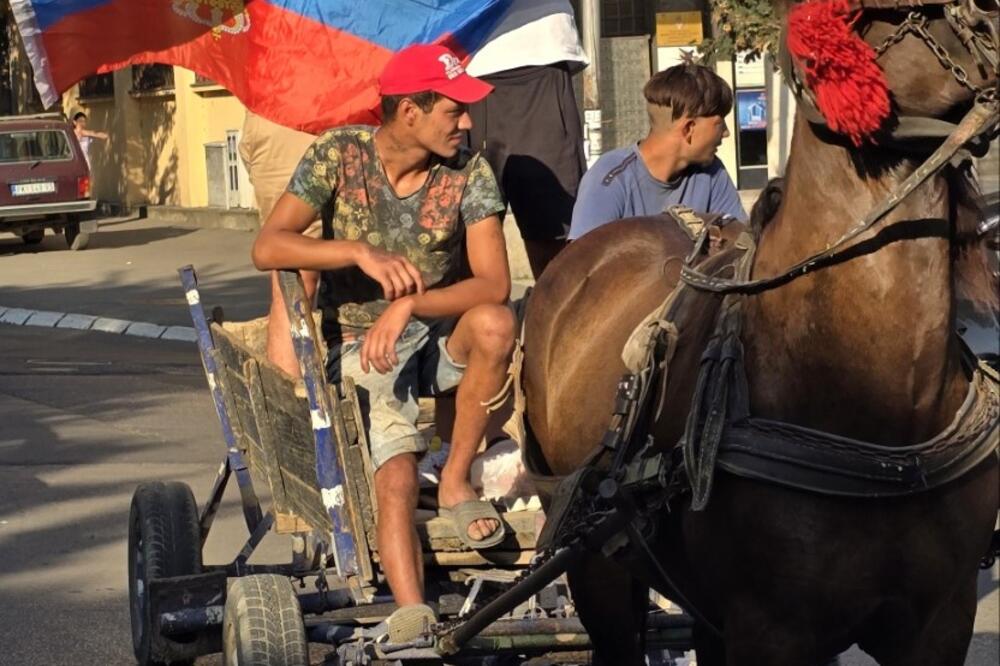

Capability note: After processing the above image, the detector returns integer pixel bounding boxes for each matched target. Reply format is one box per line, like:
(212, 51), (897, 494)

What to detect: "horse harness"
(537, 0), (1000, 617)
(434, 2), (999, 648)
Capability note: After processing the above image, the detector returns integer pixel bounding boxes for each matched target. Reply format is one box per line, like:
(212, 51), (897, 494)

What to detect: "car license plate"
(10, 181), (56, 196)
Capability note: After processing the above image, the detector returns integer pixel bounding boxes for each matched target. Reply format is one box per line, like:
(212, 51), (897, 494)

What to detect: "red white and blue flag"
(9, 1), (510, 133)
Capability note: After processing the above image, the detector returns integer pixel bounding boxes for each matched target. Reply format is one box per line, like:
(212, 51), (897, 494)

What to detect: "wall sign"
(656, 11), (704, 47)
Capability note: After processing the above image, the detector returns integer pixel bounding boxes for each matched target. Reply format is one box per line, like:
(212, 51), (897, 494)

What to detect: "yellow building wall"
(64, 65), (248, 210)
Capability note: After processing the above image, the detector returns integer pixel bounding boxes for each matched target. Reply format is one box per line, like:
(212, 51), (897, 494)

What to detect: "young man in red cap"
(252, 44), (514, 643)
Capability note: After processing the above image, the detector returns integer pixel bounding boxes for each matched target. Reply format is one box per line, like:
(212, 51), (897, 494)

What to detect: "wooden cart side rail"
(278, 270), (363, 580)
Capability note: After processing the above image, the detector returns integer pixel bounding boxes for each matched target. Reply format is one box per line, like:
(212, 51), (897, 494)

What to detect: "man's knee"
(462, 304), (516, 360)
(374, 453), (419, 503)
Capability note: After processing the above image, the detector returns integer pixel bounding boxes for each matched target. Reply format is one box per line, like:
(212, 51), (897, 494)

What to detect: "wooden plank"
(327, 384), (375, 583)
(245, 358), (290, 513)
(274, 511), (313, 535)
(255, 360), (332, 531)
(342, 378), (378, 520)
(416, 511), (538, 552)
(422, 551), (536, 567)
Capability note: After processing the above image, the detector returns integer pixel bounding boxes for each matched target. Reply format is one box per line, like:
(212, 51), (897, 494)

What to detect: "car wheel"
(22, 229), (44, 245)
(222, 575), (307, 666)
(128, 482), (202, 666)
(64, 222), (90, 251)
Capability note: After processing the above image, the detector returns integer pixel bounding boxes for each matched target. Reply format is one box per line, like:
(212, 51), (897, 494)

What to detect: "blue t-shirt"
(568, 144), (747, 240)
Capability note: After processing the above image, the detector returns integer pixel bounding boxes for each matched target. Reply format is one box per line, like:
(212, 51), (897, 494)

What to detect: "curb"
(0, 305), (197, 343)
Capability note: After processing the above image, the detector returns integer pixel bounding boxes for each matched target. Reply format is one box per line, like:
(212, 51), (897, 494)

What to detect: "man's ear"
(680, 117), (697, 143)
(398, 97), (418, 126)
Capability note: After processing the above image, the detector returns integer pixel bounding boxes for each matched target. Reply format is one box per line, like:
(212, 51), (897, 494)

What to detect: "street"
(0, 217), (997, 665)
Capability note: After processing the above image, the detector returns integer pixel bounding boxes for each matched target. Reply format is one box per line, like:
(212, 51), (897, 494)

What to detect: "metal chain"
(874, 10), (992, 96)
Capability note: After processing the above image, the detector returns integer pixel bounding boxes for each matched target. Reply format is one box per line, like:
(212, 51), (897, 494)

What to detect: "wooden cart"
(124, 266), (692, 665)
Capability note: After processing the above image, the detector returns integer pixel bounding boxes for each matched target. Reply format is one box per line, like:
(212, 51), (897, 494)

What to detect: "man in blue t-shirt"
(569, 64), (746, 240)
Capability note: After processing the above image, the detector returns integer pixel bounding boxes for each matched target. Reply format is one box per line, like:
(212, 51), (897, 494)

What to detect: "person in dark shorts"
(466, 0), (588, 278)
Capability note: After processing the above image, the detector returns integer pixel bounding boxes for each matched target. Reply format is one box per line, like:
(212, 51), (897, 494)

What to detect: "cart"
(125, 266), (693, 665)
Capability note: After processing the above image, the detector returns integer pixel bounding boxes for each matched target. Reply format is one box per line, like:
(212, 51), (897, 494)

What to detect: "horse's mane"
(746, 171), (998, 315)
(749, 177), (785, 240)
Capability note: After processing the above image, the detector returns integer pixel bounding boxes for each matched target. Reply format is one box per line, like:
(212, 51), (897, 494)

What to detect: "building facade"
(63, 66), (253, 213)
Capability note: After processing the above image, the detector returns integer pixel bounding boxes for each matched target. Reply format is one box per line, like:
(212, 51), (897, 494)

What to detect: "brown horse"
(522, 1), (999, 664)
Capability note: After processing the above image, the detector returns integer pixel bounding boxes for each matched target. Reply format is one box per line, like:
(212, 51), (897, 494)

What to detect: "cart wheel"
(64, 221), (90, 250)
(22, 229), (44, 245)
(128, 481), (202, 666)
(223, 575), (308, 666)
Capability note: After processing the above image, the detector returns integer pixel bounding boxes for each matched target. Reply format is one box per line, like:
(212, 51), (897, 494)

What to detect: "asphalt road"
(0, 218), (996, 665)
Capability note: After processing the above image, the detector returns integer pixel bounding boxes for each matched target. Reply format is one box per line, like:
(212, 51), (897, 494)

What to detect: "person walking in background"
(569, 64), (747, 241)
(466, 0), (589, 278)
(71, 111), (108, 170)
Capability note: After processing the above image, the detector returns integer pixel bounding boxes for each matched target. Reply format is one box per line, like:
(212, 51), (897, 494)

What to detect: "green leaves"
(700, 0), (781, 61)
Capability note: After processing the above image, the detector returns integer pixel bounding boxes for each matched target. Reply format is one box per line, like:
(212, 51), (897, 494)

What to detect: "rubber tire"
(128, 481), (202, 666)
(22, 229), (44, 245)
(222, 575), (308, 666)
(64, 222), (90, 250)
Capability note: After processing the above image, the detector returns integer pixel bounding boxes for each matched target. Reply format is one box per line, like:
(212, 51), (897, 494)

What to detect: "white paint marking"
(311, 408), (331, 431)
(321, 486), (345, 510)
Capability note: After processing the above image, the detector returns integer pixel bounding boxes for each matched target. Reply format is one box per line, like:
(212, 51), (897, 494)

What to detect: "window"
(193, 73), (217, 86)
(601, 0), (651, 37)
(0, 130), (72, 163)
(131, 64), (174, 94)
(79, 73), (115, 99)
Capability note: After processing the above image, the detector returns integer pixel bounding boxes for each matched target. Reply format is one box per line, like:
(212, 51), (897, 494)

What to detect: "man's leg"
(266, 268), (319, 377)
(373, 453), (423, 606)
(438, 304), (516, 541)
(522, 238), (567, 278)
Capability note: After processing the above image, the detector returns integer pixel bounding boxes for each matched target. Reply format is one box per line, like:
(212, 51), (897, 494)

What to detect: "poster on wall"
(736, 89), (767, 130)
(734, 51), (766, 88)
(655, 11), (704, 46)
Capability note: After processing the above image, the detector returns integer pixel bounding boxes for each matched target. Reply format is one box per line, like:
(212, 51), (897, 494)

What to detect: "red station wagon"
(0, 112), (98, 250)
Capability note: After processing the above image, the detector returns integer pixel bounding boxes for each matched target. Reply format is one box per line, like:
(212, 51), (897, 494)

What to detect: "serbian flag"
(9, 1), (511, 133)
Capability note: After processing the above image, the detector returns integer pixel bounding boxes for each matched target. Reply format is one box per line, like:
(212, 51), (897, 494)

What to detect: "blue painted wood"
(277, 270), (360, 577)
(178, 265), (264, 534)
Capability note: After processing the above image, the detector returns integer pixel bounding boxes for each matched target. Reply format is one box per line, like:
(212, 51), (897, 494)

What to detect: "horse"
(521, 1), (1000, 663)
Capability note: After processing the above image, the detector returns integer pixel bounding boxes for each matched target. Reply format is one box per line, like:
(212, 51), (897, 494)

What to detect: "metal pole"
(579, 0), (603, 165)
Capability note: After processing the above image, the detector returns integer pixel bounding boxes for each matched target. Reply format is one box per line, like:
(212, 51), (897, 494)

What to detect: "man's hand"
(356, 244), (425, 301)
(360, 298), (414, 374)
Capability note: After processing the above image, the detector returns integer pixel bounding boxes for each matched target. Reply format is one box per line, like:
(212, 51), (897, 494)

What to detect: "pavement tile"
(124, 322), (167, 339)
(91, 317), (132, 335)
(160, 326), (197, 343)
(56, 313), (97, 330)
(1, 308), (35, 325)
(24, 311), (65, 327)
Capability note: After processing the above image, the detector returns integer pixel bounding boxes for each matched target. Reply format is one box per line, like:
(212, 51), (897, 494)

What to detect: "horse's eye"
(970, 0), (999, 14)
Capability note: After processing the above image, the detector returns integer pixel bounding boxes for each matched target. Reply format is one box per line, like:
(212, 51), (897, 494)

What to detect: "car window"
(0, 130), (73, 164)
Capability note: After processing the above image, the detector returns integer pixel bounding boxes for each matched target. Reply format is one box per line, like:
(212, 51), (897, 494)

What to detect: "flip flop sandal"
(386, 603), (437, 645)
(439, 499), (506, 550)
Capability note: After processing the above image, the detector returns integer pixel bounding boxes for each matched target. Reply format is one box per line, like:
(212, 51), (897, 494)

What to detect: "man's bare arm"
(358, 215), (510, 374)
(403, 215), (510, 317)
(252, 192), (361, 271)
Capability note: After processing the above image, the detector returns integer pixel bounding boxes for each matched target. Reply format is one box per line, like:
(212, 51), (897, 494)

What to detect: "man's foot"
(439, 500), (506, 549)
(386, 603), (437, 644)
(438, 481), (503, 545)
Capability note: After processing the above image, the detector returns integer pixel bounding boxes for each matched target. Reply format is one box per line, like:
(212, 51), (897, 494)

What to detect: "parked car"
(0, 112), (98, 250)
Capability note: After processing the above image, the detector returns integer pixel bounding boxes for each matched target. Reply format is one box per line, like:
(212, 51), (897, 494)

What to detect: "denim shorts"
(326, 318), (465, 470)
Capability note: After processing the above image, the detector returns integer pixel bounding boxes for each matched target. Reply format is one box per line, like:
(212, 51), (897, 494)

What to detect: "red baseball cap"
(379, 44), (493, 104)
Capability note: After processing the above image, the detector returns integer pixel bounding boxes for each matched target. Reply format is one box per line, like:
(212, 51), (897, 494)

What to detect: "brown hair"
(380, 91), (441, 122)
(643, 64), (733, 123)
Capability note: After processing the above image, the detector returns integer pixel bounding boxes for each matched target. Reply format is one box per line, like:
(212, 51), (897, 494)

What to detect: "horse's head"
(857, 0), (998, 119)
(780, 0), (997, 134)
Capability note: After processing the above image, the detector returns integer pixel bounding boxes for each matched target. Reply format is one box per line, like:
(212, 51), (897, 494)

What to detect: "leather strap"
(680, 100), (999, 295)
